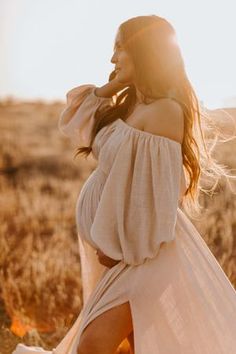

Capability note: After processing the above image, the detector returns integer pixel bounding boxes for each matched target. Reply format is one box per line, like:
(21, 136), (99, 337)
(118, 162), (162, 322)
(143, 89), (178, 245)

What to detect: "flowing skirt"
(13, 208), (236, 354)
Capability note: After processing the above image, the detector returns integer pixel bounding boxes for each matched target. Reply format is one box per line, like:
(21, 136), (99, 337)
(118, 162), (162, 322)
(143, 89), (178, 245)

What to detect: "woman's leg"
(77, 301), (133, 354)
(127, 331), (134, 354)
(116, 332), (134, 354)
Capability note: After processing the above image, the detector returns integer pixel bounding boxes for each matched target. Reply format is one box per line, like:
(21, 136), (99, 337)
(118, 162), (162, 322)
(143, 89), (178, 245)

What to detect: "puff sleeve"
(58, 84), (113, 145)
(89, 128), (183, 266)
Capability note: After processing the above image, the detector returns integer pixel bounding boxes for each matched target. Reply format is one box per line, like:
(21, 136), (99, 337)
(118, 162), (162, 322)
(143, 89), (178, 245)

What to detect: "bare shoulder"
(141, 98), (184, 144)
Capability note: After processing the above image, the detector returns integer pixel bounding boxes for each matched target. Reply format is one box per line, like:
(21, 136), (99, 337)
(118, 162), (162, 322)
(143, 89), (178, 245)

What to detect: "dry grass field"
(0, 99), (235, 353)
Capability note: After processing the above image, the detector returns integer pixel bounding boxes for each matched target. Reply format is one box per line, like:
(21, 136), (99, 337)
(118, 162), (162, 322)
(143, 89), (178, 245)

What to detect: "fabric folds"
(58, 84), (113, 146)
(90, 127), (183, 266)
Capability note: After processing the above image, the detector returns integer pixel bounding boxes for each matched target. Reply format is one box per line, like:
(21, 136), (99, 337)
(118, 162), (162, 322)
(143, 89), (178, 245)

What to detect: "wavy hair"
(74, 15), (236, 219)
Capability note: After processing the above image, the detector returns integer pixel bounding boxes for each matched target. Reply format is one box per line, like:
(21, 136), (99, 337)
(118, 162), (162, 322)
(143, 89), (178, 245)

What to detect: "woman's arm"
(95, 78), (128, 98)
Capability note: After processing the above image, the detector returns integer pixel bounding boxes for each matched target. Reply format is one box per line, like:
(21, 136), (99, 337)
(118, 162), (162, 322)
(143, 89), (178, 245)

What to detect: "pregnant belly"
(75, 167), (107, 248)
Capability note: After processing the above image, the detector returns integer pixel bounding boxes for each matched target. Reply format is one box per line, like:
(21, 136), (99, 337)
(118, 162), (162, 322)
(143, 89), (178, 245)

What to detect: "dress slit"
(72, 297), (136, 354)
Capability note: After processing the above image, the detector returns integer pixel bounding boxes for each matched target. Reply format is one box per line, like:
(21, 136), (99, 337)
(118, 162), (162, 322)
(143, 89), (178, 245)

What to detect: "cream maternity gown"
(13, 84), (236, 354)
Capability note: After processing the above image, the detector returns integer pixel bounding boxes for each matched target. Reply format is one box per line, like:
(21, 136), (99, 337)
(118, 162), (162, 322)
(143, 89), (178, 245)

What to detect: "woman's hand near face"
(95, 248), (120, 268)
(94, 70), (128, 98)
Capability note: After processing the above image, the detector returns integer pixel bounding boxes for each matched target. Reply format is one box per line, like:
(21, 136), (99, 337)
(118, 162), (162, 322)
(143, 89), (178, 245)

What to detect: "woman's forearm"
(95, 79), (128, 98)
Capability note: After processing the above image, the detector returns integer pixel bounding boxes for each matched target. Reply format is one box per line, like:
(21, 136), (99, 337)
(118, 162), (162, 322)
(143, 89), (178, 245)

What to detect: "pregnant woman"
(13, 14), (236, 354)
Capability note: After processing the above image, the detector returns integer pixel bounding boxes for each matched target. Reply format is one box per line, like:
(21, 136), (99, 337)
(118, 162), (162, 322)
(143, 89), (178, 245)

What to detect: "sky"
(0, 0), (235, 109)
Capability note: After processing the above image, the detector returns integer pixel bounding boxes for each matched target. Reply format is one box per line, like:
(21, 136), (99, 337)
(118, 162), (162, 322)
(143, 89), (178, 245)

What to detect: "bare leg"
(127, 331), (135, 354)
(77, 301), (134, 354)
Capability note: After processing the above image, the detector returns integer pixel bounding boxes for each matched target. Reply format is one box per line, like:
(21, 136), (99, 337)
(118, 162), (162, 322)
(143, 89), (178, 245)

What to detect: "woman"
(13, 15), (236, 354)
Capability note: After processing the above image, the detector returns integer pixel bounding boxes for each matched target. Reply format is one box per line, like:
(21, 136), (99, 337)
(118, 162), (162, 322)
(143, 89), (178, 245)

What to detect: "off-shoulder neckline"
(92, 87), (181, 145)
(115, 118), (181, 146)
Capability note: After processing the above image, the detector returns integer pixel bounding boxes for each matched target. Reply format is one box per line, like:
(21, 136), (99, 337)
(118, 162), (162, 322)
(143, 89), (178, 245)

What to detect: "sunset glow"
(0, 0), (235, 109)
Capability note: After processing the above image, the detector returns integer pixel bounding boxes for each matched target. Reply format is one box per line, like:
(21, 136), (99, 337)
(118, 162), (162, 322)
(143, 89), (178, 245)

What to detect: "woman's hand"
(109, 69), (131, 88)
(95, 249), (120, 268)
(95, 78), (128, 99)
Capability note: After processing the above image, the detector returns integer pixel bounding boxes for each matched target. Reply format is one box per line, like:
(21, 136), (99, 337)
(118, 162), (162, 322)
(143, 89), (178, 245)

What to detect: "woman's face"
(110, 30), (135, 85)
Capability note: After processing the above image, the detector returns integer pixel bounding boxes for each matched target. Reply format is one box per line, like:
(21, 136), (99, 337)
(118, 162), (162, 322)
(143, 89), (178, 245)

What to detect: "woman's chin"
(116, 74), (131, 85)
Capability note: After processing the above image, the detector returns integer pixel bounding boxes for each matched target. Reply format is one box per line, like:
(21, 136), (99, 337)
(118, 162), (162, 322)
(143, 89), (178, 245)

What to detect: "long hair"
(74, 15), (236, 219)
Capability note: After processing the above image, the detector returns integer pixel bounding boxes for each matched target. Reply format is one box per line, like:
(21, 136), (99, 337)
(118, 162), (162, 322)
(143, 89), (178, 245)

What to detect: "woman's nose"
(110, 52), (117, 64)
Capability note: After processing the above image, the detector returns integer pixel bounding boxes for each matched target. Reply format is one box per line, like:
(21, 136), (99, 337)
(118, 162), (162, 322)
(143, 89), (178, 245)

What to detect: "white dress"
(13, 84), (236, 354)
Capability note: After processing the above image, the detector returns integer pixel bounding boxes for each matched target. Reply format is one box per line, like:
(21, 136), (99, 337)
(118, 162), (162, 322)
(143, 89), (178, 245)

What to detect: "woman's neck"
(134, 86), (145, 106)
(134, 86), (155, 106)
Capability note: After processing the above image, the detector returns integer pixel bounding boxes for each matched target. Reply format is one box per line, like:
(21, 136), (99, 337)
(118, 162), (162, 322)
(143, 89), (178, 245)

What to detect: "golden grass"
(0, 99), (235, 353)
(0, 99), (96, 352)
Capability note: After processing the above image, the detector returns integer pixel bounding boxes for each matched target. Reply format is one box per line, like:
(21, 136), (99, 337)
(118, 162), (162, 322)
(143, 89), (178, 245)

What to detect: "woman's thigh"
(77, 301), (134, 354)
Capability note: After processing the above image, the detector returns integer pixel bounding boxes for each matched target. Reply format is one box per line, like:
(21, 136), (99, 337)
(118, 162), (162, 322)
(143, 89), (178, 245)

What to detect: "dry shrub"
(0, 172), (85, 350)
(0, 100), (96, 351)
